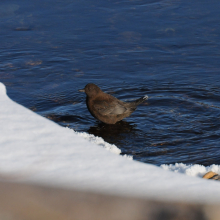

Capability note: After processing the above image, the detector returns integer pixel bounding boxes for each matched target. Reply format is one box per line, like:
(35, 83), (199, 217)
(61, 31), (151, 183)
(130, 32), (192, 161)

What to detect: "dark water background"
(1, 0), (220, 166)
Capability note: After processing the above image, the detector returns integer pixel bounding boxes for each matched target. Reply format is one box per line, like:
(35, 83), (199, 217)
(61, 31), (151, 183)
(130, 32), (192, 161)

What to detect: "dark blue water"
(1, 0), (220, 166)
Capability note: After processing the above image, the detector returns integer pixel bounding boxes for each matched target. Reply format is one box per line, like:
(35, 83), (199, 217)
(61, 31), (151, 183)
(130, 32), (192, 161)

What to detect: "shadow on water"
(87, 120), (138, 147)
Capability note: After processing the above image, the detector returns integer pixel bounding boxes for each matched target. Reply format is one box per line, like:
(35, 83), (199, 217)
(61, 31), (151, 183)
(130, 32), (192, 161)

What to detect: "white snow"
(73, 130), (121, 155)
(161, 163), (220, 178)
(1, 82), (220, 204)
(73, 130), (133, 159)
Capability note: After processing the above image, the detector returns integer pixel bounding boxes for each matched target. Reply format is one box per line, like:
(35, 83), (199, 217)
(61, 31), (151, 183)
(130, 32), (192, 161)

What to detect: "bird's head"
(79, 83), (102, 98)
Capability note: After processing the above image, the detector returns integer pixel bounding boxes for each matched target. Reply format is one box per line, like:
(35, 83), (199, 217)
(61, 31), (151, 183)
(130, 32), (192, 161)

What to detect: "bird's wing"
(94, 100), (127, 115)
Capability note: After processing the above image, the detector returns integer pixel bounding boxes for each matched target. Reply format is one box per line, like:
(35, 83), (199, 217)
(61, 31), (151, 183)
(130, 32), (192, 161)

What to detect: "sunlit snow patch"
(161, 163), (220, 178)
(70, 129), (133, 159)
(72, 129), (121, 154)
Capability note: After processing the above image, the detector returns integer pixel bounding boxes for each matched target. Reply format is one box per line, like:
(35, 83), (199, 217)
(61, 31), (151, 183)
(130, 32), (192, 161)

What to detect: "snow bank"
(73, 130), (121, 155)
(73, 130), (132, 159)
(161, 163), (220, 177)
(1, 82), (220, 205)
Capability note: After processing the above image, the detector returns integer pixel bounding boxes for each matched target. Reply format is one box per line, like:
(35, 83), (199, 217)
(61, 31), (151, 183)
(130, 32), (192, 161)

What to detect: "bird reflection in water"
(87, 120), (138, 152)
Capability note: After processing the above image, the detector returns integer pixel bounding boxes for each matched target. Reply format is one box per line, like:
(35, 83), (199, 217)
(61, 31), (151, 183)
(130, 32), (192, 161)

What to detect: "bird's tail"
(134, 95), (148, 105)
(125, 95), (148, 110)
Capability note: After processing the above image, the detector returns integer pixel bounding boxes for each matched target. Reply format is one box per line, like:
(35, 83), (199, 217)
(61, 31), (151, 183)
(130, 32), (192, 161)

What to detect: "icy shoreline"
(1, 82), (220, 204)
(73, 129), (220, 178)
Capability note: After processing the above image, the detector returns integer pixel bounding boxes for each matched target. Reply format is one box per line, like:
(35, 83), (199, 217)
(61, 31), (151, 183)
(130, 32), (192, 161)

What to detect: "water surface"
(1, 0), (220, 165)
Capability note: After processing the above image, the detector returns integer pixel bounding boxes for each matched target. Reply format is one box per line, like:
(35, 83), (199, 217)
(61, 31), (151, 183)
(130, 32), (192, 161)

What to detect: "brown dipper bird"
(79, 83), (148, 124)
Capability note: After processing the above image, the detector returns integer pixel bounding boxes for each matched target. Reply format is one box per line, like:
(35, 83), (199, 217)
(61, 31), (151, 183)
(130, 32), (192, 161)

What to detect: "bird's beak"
(78, 89), (85, 92)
